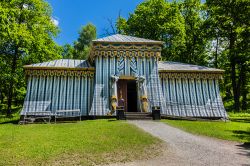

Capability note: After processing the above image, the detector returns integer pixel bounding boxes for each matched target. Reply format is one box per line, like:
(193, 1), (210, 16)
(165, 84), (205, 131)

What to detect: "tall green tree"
(0, 0), (61, 116)
(61, 44), (74, 59)
(181, 0), (208, 65)
(116, 0), (250, 112)
(73, 23), (96, 59)
(206, 0), (250, 111)
(116, 17), (127, 35)
(116, 0), (186, 61)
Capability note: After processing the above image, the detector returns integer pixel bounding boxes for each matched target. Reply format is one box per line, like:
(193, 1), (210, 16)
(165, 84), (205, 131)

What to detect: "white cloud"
(51, 17), (59, 26)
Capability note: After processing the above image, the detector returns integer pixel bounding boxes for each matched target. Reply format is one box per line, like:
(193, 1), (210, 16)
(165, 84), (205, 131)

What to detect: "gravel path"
(109, 120), (250, 166)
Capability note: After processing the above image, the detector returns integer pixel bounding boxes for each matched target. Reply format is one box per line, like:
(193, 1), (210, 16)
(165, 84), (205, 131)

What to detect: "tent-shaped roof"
(93, 34), (163, 45)
(24, 59), (94, 70)
(158, 61), (224, 73)
(24, 59), (224, 73)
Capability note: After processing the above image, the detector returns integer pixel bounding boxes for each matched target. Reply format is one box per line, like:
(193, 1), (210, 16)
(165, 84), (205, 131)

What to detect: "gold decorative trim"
(89, 44), (162, 61)
(159, 73), (223, 80)
(119, 76), (136, 80)
(25, 69), (95, 78)
(93, 43), (161, 50)
(159, 69), (224, 74)
(92, 50), (161, 59)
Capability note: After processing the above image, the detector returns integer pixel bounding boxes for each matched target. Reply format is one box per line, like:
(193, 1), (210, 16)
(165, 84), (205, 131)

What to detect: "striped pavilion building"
(21, 34), (227, 119)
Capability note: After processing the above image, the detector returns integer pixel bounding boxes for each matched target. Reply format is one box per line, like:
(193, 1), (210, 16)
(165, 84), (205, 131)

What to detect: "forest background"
(0, 0), (249, 117)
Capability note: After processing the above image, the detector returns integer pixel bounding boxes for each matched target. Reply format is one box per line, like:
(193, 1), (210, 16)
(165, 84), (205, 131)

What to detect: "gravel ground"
(109, 120), (250, 166)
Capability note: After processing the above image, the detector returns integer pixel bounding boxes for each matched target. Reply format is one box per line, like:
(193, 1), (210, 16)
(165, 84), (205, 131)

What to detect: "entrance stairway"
(124, 112), (152, 120)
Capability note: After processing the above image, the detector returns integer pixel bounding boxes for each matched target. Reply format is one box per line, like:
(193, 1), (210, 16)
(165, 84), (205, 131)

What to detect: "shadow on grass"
(231, 119), (250, 123)
(0, 108), (21, 124)
(0, 119), (19, 124)
(226, 129), (250, 158)
(0, 114), (20, 124)
(231, 129), (250, 143)
(108, 119), (117, 122)
(54, 121), (78, 124)
(230, 129), (250, 157)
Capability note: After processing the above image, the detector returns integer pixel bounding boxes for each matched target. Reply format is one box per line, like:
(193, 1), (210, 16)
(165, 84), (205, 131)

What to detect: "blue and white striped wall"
(160, 76), (227, 118)
(89, 56), (165, 116)
(21, 53), (227, 118)
(21, 74), (94, 116)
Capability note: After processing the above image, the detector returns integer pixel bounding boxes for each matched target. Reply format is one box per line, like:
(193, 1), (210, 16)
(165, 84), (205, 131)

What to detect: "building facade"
(21, 34), (227, 119)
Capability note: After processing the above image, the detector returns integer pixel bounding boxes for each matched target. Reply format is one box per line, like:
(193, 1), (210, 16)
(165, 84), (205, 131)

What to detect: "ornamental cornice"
(93, 43), (162, 51)
(159, 72), (223, 80)
(92, 50), (161, 59)
(25, 69), (95, 78)
(89, 43), (162, 61)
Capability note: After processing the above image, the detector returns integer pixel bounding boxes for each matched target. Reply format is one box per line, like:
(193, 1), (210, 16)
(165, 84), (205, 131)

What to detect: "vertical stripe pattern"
(21, 75), (94, 116)
(160, 76), (227, 118)
(89, 55), (164, 115)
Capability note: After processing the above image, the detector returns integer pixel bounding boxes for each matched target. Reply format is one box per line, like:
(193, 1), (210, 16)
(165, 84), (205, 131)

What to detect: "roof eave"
(158, 69), (225, 74)
(23, 66), (95, 71)
(92, 41), (164, 45)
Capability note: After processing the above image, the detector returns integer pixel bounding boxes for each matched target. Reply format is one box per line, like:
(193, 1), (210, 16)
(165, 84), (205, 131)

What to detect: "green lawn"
(0, 120), (161, 166)
(162, 116), (250, 143)
(0, 114), (20, 123)
(228, 112), (250, 122)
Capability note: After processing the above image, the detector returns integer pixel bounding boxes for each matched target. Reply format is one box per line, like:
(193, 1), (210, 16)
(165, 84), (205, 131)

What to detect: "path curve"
(110, 120), (250, 166)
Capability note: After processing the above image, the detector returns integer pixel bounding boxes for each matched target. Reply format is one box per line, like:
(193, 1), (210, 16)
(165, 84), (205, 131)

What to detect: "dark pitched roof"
(93, 34), (163, 45)
(24, 59), (94, 70)
(158, 61), (224, 73)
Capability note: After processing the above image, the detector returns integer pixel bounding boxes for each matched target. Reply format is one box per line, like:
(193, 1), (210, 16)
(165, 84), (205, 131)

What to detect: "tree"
(61, 44), (74, 59)
(0, 0), (61, 116)
(73, 23), (96, 59)
(181, 0), (209, 65)
(116, 0), (186, 61)
(206, 0), (250, 111)
(116, 17), (127, 35)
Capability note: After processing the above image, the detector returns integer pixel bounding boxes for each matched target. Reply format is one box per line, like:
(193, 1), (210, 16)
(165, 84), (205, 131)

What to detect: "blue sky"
(47, 0), (144, 45)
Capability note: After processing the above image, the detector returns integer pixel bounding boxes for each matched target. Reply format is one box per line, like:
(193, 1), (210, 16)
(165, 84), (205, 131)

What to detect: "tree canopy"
(73, 23), (96, 59)
(117, 0), (186, 62)
(116, 0), (250, 112)
(0, 0), (61, 116)
(0, 0), (249, 116)
(61, 23), (97, 60)
(206, 0), (250, 111)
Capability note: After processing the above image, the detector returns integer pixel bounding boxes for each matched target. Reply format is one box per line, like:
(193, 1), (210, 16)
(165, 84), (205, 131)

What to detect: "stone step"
(125, 114), (151, 117)
(125, 116), (153, 120)
(124, 112), (152, 120)
(125, 112), (151, 115)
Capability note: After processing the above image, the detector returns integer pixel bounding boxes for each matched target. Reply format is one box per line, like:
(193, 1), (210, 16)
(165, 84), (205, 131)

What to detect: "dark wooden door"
(117, 80), (127, 111)
(117, 79), (137, 112)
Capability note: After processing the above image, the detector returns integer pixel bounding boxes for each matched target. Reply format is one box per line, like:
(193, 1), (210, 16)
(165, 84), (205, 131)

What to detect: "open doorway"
(117, 79), (138, 112)
(127, 80), (137, 112)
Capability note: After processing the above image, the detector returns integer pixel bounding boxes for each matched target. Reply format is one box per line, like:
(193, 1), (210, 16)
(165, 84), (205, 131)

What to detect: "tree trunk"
(7, 48), (18, 117)
(230, 59), (240, 112)
(240, 64), (247, 110)
(0, 84), (4, 104)
(229, 32), (240, 112)
(0, 87), (2, 104)
(14, 90), (18, 106)
(214, 36), (219, 68)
